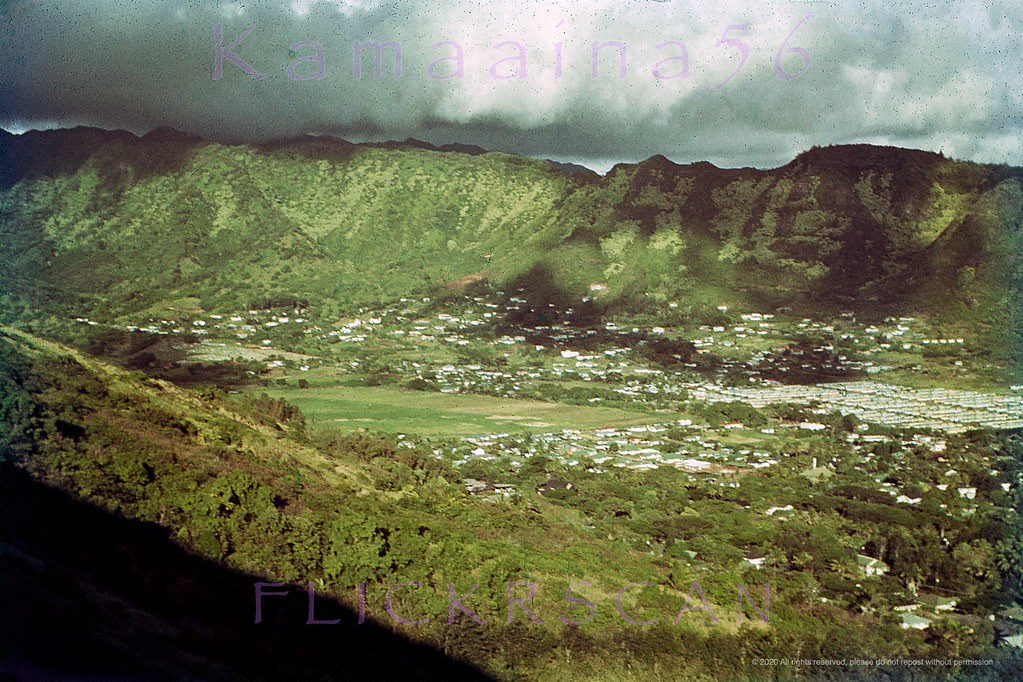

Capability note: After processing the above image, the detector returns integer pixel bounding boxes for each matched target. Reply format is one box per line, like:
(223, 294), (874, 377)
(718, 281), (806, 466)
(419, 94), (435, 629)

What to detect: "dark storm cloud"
(1, 0), (1020, 171)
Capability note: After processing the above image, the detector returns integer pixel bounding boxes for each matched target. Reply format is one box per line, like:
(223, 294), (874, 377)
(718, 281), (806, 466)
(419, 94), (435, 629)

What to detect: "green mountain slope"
(1, 129), (1020, 371)
(0, 128), (581, 320)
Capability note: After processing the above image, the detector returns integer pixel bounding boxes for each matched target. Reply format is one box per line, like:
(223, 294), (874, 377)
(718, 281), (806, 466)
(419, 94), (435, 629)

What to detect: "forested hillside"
(2, 128), (1020, 374)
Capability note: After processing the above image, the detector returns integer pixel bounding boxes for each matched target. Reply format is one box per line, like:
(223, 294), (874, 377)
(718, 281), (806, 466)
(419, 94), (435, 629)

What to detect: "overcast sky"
(1, 0), (1020, 171)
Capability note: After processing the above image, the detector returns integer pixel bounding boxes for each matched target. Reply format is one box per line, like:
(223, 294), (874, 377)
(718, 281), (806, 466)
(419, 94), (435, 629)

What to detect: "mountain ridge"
(1, 126), (1020, 376)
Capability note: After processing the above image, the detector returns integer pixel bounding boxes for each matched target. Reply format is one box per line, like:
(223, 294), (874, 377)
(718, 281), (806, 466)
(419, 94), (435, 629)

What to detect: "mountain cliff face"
(2, 128), (1020, 366)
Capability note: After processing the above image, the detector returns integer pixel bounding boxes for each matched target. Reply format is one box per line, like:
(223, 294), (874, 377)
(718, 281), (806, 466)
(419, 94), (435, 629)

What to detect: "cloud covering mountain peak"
(1, 0), (1020, 170)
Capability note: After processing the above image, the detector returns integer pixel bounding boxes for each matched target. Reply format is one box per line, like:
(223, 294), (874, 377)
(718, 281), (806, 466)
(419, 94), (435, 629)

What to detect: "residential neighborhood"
(63, 291), (1023, 654)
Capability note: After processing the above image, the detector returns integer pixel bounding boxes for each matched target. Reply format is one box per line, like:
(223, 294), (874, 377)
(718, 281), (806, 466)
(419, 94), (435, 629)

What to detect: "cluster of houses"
(103, 290), (1005, 382)
(690, 381), (1023, 432)
(446, 418), (1016, 520)
(89, 293), (1021, 445)
(445, 420), (783, 478)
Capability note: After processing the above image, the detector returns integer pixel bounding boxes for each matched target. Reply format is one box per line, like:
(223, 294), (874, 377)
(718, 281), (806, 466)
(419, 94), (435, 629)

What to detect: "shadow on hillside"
(500, 264), (598, 329)
(0, 465), (493, 682)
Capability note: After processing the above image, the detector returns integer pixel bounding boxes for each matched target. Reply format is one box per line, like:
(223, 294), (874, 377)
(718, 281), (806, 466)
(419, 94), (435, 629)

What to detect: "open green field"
(256, 383), (664, 436)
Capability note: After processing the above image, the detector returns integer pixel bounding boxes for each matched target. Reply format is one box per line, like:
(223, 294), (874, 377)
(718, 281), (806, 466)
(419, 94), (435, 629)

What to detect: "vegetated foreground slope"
(4, 327), (1023, 681)
(0, 326), (495, 681)
(1, 128), (1021, 376)
(0, 327), (826, 681)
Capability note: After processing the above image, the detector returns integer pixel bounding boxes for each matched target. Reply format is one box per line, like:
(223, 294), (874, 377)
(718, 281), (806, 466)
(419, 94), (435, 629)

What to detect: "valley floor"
(5, 291), (1023, 680)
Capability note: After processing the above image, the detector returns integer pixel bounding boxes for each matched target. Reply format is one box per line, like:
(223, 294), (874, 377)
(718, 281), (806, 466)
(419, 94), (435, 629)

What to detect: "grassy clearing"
(257, 383), (663, 436)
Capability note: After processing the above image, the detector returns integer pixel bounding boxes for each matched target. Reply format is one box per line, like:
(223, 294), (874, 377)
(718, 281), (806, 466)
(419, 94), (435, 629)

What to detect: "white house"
(856, 554), (889, 577)
(900, 613), (933, 630)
